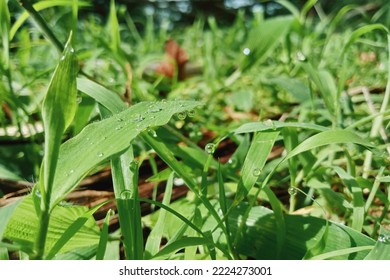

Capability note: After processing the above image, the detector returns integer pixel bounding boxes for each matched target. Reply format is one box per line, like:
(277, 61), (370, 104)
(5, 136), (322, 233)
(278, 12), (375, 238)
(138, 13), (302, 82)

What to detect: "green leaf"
(0, 199), (22, 240)
(234, 131), (279, 203)
(0, 0), (10, 68)
(240, 16), (293, 71)
(96, 209), (115, 260)
(283, 129), (373, 162)
(144, 172), (174, 259)
(3, 195), (100, 256)
(152, 237), (212, 260)
(40, 33), (78, 205)
(46, 100), (201, 209)
(233, 120), (328, 135)
(364, 227), (390, 260)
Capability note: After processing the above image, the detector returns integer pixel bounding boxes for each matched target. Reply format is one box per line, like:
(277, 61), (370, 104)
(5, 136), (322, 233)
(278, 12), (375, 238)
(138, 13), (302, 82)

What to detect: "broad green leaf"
(0, 199), (22, 240)
(3, 195), (100, 256)
(234, 131), (279, 203)
(40, 33), (78, 206)
(46, 100), (201, 209)
(240, 16), (293, 71)
(364, 227), (390, 260)
(46, 200), (110, 259)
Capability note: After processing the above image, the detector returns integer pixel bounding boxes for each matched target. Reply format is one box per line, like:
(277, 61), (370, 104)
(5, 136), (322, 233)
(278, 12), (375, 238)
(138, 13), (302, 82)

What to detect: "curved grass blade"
(309, 246), (373, 260)
(283, 129), (373, 162)
(233, 120), (328, 135)
(96, 209), (115, 260)
(152, 237), (213, 260)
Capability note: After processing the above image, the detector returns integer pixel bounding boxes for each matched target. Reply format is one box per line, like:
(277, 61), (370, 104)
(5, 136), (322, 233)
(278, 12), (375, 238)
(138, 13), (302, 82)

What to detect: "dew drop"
(288, 187), (298, 196)
(161, 99), (167, 103)
(149, 107), (162, 113)
(115, 126), (122, 130)
(133, 114), (145, 122)
(147, 128), (157, 137)
(177, 111), (187, 120)
(243, 47), (251, 56)
(76, 96), (82, 104)
(120, 190), (132, 200)
(187, 109), (196, 117)
(70, 48), (75, 53)
(69, 169), (74, 174)
(60, 55), (65, 61)
(378, 234), (390, 244)
(252, 168), (261, 177)
(228, 158), (237, 166)
(173, 177), (185, 186)
(129, 160), (138, 171)
(35, 189), (42, 198)
(116, 117), (124, 122)
(296, 51), (306, 62)
(264, 119), (274, 128)
(205, 143), (216, 154)
(97, 152), (104, 158)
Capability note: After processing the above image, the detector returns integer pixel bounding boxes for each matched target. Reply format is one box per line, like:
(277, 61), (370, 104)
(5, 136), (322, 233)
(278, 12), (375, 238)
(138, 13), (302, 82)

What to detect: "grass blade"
(36, 33), (78, 258)
(234, 131), (279, 204)
(144, 172), (174, 259)
(152, 237), (212, 260)
(96, 209), (115, 260)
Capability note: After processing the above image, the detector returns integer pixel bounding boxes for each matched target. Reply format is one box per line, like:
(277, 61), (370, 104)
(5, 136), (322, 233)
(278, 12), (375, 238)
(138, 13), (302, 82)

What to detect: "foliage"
(0, 0), (389, 260)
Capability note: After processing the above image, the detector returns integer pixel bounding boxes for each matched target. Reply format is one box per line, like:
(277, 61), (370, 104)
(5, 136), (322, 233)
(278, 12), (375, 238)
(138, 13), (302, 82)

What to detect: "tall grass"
(0, 0), (389, 260)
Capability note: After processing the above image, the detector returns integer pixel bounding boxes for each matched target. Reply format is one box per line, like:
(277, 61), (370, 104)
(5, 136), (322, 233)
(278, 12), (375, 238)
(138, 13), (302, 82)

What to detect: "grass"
(0, 0), (389, 260)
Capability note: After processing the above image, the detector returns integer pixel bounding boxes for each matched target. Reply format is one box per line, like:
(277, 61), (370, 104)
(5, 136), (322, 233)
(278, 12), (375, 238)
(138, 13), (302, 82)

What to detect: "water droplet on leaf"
(120, 190), (132, 200)
(205, 143), (216, 154)
(253, 168), (261, 176)
(187, 109), (196, 117)
(147, 128), (157, 137)
(97, 152), (104, 158)
(177, 111), (187, 120)
(378, 234), (390, 244)
(129, 161), (138, 171)
(243, 47), (251, 56)
(296, 51), (306, 61)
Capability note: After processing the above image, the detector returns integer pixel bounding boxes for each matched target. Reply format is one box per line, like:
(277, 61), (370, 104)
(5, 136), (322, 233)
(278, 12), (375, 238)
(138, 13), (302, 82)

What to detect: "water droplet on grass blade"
(177, 111), (187, 120)
(187, 109), (196, 117)
(243, 48), (251, 56)
(296, 51), (306, 62)
(97, 152), (104, 158)
(129, 161), (138, 171)
(115, 126), (122, 130)
(60, 55), (65, 61)
(288, 187), (298, 196)
(120, 190), (132, 199)
(69, 169), (74, 174)
(147, 128), (157, 137)
(252, 168), (261, 176)
(205, 143), (216, 154)
(228, 158), (237, 166)
(76, 96), (82, 104)
(378, 234), (390, 244)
